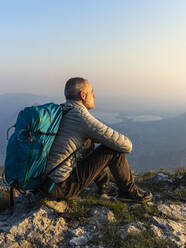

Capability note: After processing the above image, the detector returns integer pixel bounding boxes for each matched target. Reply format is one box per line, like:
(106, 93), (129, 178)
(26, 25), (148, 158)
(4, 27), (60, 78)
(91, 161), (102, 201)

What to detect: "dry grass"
(174, 166), (186, 177)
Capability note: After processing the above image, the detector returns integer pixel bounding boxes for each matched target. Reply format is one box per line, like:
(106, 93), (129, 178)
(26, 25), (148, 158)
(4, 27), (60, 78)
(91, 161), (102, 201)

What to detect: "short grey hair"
(64, 77), (87, 100)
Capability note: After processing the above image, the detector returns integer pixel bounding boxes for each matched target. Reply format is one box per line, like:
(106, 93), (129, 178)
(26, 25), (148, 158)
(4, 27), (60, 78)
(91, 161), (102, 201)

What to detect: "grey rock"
(71, 227), (86, 237)
(44, 200), (68, 213)
(69, 207), (116, 246)
(150, 203), (186, 248)
(0, 176), (186, 247)
(0, 205), (67, 248)
(90, 206), (115, 225)
(99, 193), (111, 201)
(158, 203), (186, 221)
(120, 221), (146, 239)
(69, 235), (89, 246)
(151, 173), (173, 183)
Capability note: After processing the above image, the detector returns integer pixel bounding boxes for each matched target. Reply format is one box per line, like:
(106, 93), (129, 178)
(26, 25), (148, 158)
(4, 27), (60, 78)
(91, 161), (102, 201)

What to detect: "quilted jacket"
(46, 100), (132, 183)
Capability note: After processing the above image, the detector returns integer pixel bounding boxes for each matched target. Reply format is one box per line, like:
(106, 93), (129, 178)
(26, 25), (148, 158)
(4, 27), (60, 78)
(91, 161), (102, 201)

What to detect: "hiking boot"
(97, 184), (117, 196)
(118, 186), (152, 203)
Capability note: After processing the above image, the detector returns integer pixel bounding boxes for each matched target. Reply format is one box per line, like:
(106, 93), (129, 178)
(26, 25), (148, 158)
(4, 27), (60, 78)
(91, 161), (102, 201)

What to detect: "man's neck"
(66, 99), (87, 109)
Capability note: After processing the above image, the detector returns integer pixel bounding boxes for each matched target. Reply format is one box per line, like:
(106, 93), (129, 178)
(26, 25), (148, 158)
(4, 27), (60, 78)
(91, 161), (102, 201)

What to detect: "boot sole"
(117, 195), (152, 203)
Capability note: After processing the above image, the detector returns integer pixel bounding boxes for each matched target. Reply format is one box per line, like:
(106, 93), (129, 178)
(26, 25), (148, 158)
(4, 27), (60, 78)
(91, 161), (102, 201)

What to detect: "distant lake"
(127, 115), (163, 122)
(92, 111), (163, 124)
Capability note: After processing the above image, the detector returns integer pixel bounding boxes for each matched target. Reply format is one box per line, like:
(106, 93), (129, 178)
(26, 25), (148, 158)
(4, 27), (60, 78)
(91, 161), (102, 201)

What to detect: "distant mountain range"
(1, 93), (186, 172)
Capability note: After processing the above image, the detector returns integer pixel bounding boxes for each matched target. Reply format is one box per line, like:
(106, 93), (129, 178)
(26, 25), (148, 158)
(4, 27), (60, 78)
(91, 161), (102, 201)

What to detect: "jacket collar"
(63, 100), (87, 110)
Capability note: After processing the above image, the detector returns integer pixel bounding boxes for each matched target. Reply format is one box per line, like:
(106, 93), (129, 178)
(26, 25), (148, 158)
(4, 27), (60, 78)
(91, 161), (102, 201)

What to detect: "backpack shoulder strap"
(46, 106), (74, 176)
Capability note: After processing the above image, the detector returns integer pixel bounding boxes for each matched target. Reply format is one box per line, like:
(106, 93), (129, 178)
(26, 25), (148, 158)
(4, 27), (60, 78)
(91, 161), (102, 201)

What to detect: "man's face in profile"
(81, 80), (96, 110)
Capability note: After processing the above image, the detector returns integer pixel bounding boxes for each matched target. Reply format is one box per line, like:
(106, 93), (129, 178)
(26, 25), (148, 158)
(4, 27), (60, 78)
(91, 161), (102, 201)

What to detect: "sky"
(0, 0), (186, 113)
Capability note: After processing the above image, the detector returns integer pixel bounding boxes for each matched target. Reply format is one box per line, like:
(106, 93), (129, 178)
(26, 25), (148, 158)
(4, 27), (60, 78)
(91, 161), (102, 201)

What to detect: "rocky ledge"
(0, 171), (185, 248)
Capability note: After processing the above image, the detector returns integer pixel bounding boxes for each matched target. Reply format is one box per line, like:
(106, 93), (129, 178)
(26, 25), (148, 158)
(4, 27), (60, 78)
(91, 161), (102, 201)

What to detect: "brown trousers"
(42, 145), (135, 200)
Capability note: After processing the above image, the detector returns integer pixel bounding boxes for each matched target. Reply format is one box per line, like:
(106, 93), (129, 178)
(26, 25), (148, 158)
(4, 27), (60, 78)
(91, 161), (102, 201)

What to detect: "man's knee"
(98, 145), (126, 158)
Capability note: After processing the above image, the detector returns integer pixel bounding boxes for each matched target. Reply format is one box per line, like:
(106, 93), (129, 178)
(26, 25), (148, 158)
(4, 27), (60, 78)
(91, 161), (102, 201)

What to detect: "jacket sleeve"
(79, 108), (132, 153)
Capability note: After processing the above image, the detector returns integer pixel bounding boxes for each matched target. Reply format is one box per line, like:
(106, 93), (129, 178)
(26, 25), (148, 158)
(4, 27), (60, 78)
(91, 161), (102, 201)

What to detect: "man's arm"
(79, 108), (132, 153)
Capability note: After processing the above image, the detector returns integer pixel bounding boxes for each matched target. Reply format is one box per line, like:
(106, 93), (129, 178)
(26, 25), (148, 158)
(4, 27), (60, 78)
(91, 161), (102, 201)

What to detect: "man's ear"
(80, 90), (86, 101)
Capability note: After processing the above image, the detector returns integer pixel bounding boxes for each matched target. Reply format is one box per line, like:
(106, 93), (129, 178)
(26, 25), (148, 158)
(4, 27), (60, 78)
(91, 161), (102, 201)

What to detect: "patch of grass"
(175, 188), (186, 199)
(124, 231), (174, 248)
(136, 169), (172, 181)
(64, 197), (92, 224)
(83, 198), (134, 223)
(66, 196), (165, 228)
(174, 166), (186, 177)
(163, 187), (186, 203)
(86, 200), (175, 247)
(90, 223), (121, 247)
(67, 197), (130, 220)
(135, 170), (174, 198)
(137, 166), (186, 182)
(136, 179), (168, 196)
(91, 228), (174, 248)
(130, 203), (161, 223)
(134, 169), (186, 202)
(65, 196), (137, 226)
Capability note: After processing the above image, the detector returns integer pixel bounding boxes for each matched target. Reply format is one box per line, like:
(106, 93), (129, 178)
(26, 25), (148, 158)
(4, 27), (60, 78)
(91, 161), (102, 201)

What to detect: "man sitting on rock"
(40, 77), (152, 203)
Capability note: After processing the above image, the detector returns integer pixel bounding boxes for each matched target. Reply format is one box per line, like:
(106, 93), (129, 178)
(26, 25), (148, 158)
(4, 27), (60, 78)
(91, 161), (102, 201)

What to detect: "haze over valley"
(1, 93), (186, 172)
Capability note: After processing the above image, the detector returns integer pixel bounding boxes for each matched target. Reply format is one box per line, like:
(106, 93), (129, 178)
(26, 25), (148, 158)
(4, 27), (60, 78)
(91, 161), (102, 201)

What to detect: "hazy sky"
(0, 0), (186, 112)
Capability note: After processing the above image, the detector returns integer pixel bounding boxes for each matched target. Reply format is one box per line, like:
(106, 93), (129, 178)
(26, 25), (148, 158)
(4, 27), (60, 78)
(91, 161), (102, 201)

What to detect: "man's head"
(64, 77), (96, 110)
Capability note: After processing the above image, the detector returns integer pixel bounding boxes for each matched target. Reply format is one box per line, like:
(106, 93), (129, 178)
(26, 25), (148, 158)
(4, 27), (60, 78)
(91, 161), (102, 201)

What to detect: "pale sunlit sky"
(0, 0), (186, 112)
